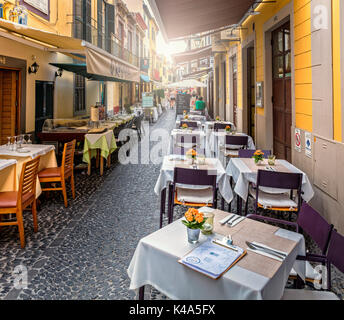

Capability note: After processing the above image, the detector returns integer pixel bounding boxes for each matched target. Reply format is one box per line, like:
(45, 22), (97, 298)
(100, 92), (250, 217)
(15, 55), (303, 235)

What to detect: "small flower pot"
(187, 227), (200, 244)
(255, 159), (263, 166)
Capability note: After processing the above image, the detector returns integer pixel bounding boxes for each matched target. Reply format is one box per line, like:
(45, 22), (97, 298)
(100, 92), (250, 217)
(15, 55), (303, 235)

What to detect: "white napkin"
(198, 207), (215, 214)
(218, 214), (235, 225)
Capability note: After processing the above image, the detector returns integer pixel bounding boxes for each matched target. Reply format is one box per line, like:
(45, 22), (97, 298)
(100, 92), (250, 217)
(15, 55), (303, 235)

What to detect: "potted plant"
(184, 114), (189, 120)
(182, 208), (207, 243)
(186, 148), (197, 164)
(181, 123), (188, 130)
(252, 150), (264, 165)
(225, 125), (232, 134)
(183, 110), (187, 116)
(215, 116), (220, 121)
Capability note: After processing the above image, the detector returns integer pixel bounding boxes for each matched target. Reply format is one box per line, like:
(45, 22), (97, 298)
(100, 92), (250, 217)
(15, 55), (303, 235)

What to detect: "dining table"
(127, 208), (306, 300)
(226, 157), (315, 215)
(154, 155), (234, 225)
(83, 130), (117, 176)
(168, 129), (207, 155)
(208, 131), (256, 158)
(0, 159), (17, 192)
(0, 144), (57, 197)
(204, 121), (235, 143)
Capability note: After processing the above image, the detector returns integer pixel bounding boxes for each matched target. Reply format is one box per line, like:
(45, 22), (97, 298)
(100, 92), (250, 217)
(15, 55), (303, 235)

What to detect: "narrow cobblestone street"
(0, 109), (343, 300)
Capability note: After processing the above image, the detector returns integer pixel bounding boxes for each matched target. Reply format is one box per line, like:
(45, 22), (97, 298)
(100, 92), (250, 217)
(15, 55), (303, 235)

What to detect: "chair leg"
(32, 200), (38, 232)
(16, 210), (25, 248)
(221, 197), (225, 211)
(244, 197), (249, 216)
(159, 188), (166, 229)
(61, 179), (68, 208)
(71, 174), (76, 199)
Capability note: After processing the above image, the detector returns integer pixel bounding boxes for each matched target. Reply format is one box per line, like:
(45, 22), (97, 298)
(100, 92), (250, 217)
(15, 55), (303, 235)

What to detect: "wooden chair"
(38, 140), (76, 208)
(0, 156), (41, 248)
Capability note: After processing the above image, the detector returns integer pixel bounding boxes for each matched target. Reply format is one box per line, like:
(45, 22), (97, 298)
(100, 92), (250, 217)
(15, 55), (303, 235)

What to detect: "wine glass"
(12, 136), (17, 151)
(27, 134), (32, 144)
(7, 137), (11, 149)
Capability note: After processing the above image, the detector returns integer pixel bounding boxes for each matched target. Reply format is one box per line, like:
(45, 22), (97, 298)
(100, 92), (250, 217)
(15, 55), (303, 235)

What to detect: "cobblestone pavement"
(0, 108), (343, 300)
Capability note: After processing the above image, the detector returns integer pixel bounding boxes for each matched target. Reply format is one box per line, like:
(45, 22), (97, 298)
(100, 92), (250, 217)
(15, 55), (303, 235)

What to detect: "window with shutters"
(74, 73), (86, 116)
(105, 3), (115, 53)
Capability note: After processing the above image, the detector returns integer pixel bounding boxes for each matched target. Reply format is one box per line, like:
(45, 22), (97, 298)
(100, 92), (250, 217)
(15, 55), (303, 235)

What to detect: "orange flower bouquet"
(182, 208), (207, 230)
(186, 148), (197, 159)
(181, 123), (188, 129)
(184, 115), (189, 120)
(253, 150), (264, 164)
(225, 125), (232, 133)
(215, 116), (220, 121)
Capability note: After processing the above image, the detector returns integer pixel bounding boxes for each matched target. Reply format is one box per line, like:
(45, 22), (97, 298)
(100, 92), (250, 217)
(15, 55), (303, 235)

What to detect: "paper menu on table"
(179, 239), (246, 279)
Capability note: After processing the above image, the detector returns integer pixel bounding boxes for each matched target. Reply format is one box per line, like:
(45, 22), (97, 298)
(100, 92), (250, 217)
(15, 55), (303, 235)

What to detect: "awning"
(49, 63), (131, 82)
(172, 45), (212, 64)
(148, 0), (255, 41)
(140, 74), (150, 82)
(183, 68), (212, 80)
(0, 18), (139, 82)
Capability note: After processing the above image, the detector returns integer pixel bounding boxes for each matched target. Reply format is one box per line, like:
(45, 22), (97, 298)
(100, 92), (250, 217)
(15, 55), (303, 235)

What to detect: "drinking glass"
(268, 155), (276, 166)
(22, 134), (27, 144)
(12, 136), (17, 151)
(7, 137), (11, 149)
(201, 211), (215, 235)
(27, 134), (32, 144)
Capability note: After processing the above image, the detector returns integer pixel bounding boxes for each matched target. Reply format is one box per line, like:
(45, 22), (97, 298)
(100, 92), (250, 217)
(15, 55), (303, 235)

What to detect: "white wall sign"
(305, 132), (312, 158)
(24, 0), (49, 15)
(295, 128), (301, 152)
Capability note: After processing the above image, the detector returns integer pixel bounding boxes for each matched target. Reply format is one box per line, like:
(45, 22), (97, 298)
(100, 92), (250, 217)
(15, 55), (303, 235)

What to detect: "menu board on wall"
(176, 94), (191, 116)
(24, 0), (49, 15)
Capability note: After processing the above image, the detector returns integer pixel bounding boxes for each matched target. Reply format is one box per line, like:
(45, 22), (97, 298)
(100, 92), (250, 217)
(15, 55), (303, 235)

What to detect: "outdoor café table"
(226, 158), (315, 215)
(127, 208), (305, 300)
(154, 156), (233, 221)
(168, 129), (207, 155)
(0, 144), (57, 197)
(175, 119), (202, 129)
(0, 159), (17, 192)
(83, 130), (117, 176)
(176, 114), (207, 123)
(208, 132), (255, 158)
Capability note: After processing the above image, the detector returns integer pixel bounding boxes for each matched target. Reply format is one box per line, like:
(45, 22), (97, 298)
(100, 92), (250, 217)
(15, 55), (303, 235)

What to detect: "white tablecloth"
(208, 132), (255, 158)
(127, 217), (305, 300)
(226, 158), (315, 202)
(168, 129), (207, 155)
(175, 120), (202, 129)
(0, 159), (17, 171)
(0, 144), (55, 159)
(154, 156), (233, 203)
(205, 121), (235, 143)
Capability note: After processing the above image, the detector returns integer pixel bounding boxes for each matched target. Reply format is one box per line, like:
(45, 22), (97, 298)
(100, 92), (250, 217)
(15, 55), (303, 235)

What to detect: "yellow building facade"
(212, 0), (344, 232)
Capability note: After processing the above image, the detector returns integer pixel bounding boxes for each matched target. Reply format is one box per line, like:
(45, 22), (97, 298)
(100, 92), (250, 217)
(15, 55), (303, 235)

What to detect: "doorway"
(35, 81), (54, 133)
(0, 69), (20, 145)
(272, 21), (291, 161)
(247, 47), (255, 141)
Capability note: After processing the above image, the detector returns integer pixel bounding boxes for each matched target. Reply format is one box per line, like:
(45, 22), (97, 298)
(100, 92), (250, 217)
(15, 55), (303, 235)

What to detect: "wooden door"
(247, 47), (255, 141)
(272, 22), (291, 161)
(232, 55), (238, 127)
(0, 69), (19, 145)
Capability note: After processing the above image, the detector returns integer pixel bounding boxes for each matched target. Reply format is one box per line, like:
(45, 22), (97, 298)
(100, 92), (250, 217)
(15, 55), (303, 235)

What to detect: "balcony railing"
(72, 19), (139, 68)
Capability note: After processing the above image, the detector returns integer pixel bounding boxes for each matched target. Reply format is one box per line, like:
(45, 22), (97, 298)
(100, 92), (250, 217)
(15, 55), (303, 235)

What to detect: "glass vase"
(187, 227), (200, 244)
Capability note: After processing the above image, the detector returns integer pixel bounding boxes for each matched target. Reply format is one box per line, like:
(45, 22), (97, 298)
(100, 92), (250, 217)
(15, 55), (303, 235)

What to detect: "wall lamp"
(55, 68), (63, 78)
(28, 62), (39, 74)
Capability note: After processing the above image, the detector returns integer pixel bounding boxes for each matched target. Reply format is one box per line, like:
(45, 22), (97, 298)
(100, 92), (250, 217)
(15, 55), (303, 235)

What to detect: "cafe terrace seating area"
(0, 108), (343, 300)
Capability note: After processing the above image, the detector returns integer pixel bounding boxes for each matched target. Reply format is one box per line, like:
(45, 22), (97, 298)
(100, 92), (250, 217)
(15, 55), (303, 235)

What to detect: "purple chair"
(249, 169), (303, 216)
(175, 133), (201, 149)
(214, 122), (233, 131)
(222, 135), (249, 158)
(166, 167), (217, 225)
(247, 202), (333, 289)
(180, 120), (198, 128)
(282, 228), (343, 300)
(238, 149), (271, 158)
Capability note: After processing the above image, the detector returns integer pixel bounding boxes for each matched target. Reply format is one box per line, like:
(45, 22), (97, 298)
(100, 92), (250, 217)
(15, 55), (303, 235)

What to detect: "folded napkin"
(246, 241), (287, 262)
(198, 207), (215, 213)
(227, 216), (245, 228)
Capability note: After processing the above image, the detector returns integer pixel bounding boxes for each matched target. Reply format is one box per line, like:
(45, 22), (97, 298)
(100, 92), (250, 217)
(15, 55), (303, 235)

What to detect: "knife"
(249, 241), (287, 258)
(227, 215), (242, 226)
(246, 241), (286, 260)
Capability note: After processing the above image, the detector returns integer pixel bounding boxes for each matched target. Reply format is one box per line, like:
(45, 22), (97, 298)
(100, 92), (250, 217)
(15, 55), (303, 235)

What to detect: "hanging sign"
(295, 128), (301, 152)
(305, 132), (312, 158)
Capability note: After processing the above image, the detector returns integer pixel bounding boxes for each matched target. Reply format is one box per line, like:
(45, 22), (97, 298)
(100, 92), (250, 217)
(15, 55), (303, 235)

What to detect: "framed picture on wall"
(256, 81), (264, 108)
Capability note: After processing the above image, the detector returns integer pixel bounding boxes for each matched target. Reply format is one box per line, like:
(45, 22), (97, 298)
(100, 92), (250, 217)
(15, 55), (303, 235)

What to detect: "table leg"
(87, 150), (91, 176)
(236, 195), (243, 216)
(100, 156), (104, 176)
(107, 154), (111, 168)
(138, 286), (145, 300)
(167, 183), (174, 224)
(160, 188), (166, 229)
(96, 150), (100, 169)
